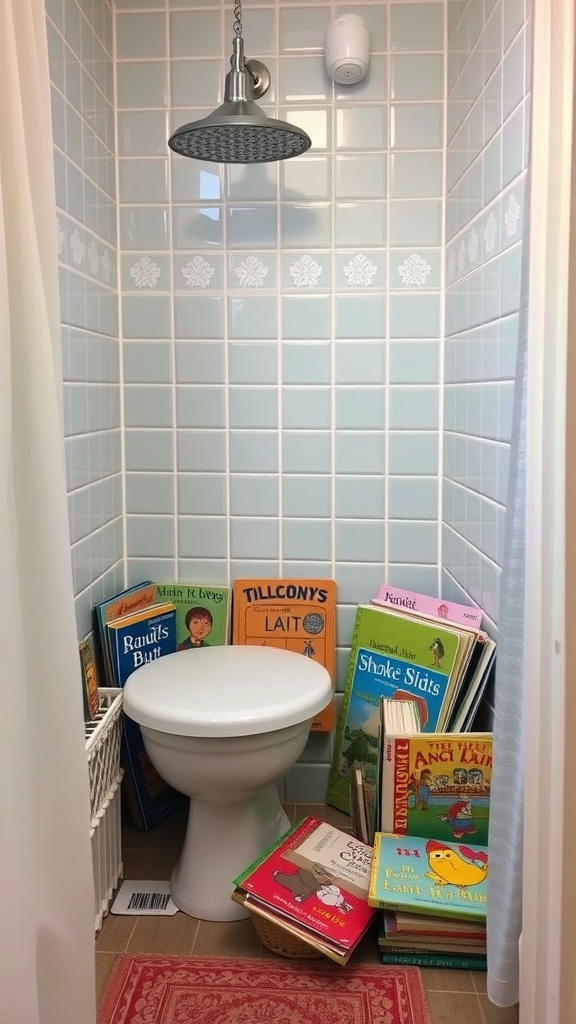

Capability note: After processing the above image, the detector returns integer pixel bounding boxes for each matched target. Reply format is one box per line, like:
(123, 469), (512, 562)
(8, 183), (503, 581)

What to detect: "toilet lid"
(122, 645), (333, 737)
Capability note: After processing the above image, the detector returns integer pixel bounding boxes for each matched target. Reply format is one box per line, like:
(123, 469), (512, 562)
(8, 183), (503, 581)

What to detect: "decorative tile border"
(56, 213), (116, 288)
(445, 174), (526, 286)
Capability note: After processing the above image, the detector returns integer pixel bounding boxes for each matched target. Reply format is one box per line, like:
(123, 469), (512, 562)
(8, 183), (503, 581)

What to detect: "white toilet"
(122, 645), (333, 922)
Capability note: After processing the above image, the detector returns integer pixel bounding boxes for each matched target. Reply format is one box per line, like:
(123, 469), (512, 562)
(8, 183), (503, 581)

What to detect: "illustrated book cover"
(78, 634), (100, 720)
(155, 582), (231, 651)
(368, 832), (488, 922)
(232, 815), (376, 964)
(94, 581), (157, 687)
(106, 602), (184, 830)
(381, 729), (492, 845)
(232, 578), (337, 731)
(326, 603), (465, 816)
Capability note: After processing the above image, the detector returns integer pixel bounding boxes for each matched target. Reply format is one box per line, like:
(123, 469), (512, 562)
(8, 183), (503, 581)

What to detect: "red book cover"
(234, 816), (376, 952)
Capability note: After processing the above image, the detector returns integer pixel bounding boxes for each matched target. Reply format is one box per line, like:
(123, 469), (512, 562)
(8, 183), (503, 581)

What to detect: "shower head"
(168, 3), (311, 164)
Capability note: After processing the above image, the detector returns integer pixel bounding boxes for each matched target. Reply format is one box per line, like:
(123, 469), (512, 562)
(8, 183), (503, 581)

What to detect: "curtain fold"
(0, 4), (95, 1023)
(486, 168), (531, 1007)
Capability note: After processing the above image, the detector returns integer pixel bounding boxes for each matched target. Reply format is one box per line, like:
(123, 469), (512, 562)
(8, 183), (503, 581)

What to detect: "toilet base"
(170, 784), (290, 921)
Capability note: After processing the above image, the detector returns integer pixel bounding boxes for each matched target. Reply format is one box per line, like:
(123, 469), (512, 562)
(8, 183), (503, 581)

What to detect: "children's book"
(78, 634), (100, 720)
(326, 604), (466, 816)
(379, 950), (488, 970)
(382, 909), (486, 942)
(94, 581), (157, 686)
(350, 768), (371, 845)
(106, 602), (184, 830)
(371, 583), (484, 630)
(155, 582), (231, 651)
(380, 725), (492, 845)
(232, 815), (376, 964)
(368, 832), (488, 922)
(232, 578), (337, 731)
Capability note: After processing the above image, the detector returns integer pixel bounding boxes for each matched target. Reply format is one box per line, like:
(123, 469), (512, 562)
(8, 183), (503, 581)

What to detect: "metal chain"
(233, 0), (243, 38)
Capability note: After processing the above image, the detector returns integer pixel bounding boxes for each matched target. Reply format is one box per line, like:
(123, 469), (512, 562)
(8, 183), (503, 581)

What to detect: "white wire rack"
(85, 688), (124, 933)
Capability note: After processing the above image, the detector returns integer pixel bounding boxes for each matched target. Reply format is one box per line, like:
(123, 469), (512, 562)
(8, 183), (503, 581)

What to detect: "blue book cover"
(368, 832), (488, 922)
(107, 603), (184, 830)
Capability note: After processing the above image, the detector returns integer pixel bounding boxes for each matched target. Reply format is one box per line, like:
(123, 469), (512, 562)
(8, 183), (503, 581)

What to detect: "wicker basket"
(248, 910), (324, 959)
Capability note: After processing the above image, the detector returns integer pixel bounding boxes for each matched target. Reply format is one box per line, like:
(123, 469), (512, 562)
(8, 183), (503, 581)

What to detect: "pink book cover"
(372, 585), (483, 630)
(237, 817), (376, 949)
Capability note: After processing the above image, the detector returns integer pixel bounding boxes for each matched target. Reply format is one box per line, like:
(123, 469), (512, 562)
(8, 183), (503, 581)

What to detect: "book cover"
(381, 732), (492, 845)
(106, 602), (184, 830)
(155, 582), (231, 651)
(94, 581), (156, 686)
(232, 578), (337, 731)
(372, 584), (483, 630)
(368, 832), (488, 922)
(379, 951), (488, 970)
(326, 604), (464, 815)
(78, 634), (100, 720)
(233, 816), (376, 958)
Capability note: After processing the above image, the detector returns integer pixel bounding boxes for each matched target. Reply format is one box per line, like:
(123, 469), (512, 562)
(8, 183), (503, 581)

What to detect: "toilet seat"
(123, 645), (333, 737)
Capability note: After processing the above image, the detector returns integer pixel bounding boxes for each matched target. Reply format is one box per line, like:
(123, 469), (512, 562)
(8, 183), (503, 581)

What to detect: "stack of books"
(231, 815), (377, 965)
(368, 831), (488, 969)
(326, 584), (496, 829)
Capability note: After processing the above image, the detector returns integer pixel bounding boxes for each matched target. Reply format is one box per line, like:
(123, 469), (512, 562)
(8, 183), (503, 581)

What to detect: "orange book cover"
(232, 578), (337, 732)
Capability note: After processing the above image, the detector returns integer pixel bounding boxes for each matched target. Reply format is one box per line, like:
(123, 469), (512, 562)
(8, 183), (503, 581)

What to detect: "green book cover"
(380, 951), (487, 970)
(368, 832), (488, 922)
(326, 604), (463, 815)
(155, 582), (231, 651)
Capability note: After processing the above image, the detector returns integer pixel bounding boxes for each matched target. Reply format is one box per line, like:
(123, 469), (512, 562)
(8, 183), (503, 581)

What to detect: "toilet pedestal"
(171, 784), (290, 921)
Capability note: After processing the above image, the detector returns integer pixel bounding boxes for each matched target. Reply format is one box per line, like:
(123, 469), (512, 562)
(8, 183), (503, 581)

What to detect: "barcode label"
(127, 892), (171, 911)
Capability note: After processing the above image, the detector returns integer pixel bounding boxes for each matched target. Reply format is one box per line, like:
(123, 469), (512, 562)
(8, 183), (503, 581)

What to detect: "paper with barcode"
(111, 880), (179, 916)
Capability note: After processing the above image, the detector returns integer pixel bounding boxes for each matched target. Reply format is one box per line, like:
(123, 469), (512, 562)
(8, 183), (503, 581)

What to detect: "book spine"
(380, 951), (488, 970)
(326, 605), (366, 815)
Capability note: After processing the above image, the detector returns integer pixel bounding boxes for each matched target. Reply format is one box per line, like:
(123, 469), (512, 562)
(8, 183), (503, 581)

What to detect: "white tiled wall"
(46, 0), (532, 800)
(443, 0), (531, 635)
(47, 0), (122, 638)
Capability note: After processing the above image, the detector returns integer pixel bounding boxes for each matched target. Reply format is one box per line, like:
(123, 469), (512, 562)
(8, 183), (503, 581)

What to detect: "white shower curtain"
(0, 4), (96, 1023)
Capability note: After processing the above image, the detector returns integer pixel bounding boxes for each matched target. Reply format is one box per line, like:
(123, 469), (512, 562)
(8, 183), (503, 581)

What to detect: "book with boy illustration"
(232, 578), (337, 731)
(232, 815), (376, 964)
(368, 832), (488, 923)
(155, 582), (231, 651)
(327, 602), (471, 816)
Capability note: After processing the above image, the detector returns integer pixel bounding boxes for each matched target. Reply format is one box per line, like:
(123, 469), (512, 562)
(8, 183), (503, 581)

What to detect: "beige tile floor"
(96, 802), (519, 1024)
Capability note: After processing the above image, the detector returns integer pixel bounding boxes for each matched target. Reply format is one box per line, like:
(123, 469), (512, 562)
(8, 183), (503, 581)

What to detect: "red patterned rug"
(98, 954), (431, 1024)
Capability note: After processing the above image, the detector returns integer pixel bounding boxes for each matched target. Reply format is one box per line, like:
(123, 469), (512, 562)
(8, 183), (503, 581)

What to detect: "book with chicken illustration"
(232, 815), (376, 964)
(381, 730), (492, 845)
(326, 603), (466, 816)
(368, 832), (488, 922)
(232, 578), (337, 731)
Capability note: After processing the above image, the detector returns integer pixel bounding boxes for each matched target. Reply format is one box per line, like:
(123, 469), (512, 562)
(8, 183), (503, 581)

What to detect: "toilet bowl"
(122, 645), (333, 921)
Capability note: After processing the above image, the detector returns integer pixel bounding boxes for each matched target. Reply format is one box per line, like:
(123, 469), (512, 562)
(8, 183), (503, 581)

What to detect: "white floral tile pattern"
(56, 218), (64, 258)
(101, 249), (112, 283)
(343, 253), (377, 287)
(87, 240), (100, 276)
(234, 255), (269, 288)
(504, 192), (521, 239)
(130, 255), (161, 289)
(457, 239), (466, 276)
(70, 228), (85, 267)
(289, 254), (323, 288)
(467, 228), (479, 266)
(397, 253), (431, 288)
(182, 256), (215, 289)
(484, 212), (497, 255)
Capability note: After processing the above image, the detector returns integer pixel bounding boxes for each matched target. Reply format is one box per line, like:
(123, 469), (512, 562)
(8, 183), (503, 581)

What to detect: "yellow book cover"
(232, 578), (337, 731)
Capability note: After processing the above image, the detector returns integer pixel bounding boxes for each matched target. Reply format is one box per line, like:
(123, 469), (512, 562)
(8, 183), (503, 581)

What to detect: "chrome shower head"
(168, 3), (311, 164)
